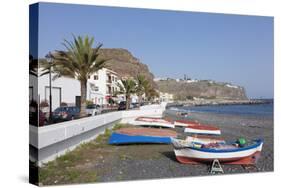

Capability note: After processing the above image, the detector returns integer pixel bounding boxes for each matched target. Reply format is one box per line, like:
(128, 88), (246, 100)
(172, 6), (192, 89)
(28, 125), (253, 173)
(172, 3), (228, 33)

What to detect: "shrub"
(186, 96), (194, 100)
(108, 97), (115, 105)
(86, 100), (93, 106)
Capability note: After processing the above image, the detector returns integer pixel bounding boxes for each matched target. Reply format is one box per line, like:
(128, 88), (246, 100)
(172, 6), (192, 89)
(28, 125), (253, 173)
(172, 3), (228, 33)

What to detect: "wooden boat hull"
(115, 127), (177, 137)
(184, 125), (221, 135)
(109, 128), (177, 145)
(174, 120), (199, 127)
(132, 117), (175, 128)
(175, 151), (261, 165)
(109, 132), (172, 144)
(173, 139), (263, 165)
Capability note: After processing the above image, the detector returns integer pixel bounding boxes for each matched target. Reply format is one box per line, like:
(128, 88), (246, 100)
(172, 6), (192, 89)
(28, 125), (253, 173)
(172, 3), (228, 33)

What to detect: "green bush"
(86, 100), (93, 106)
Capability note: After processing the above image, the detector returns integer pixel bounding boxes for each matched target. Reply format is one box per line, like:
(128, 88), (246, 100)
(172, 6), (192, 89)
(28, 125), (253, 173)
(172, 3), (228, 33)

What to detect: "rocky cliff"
(98, 48), (156, 87)
(156, 79), (248, 100)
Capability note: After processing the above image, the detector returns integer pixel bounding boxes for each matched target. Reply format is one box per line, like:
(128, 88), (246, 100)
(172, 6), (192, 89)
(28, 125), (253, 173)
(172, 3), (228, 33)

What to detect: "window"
(90, 83), (99, 92)
(94, 75), (99, 80)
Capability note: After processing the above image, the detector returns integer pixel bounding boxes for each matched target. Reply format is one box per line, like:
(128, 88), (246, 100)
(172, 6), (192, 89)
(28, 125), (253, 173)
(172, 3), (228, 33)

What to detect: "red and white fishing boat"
(184, 124), (221, 135)
(174, 119), (200, 127)
(131, 117), (175, 128)
(172, 138), (263, 165)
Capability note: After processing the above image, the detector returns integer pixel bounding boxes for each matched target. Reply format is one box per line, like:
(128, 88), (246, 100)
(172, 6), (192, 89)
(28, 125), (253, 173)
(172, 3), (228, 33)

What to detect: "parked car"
(118, 101), (127, 110)
(118, 101), (135, 110)
(53, 106), (80, 122)
(131, 102), (139, 108)
(86, 104), (102, 116)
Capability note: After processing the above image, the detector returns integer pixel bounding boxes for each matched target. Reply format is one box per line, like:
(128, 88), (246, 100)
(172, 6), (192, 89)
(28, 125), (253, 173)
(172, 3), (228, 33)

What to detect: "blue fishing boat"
(108, 127), (177, 145)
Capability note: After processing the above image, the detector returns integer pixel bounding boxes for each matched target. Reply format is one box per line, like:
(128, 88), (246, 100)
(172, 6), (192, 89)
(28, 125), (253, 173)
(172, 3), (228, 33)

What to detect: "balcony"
(106, 79), (112, 84)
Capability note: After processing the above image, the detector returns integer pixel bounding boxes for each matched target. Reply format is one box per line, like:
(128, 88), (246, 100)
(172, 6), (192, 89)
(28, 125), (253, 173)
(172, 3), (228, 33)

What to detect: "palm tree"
(117, 79), (137, 110)
(135, 74), (149, 107)
(41, 35), (108, 117)
(146, 87), (159, 103)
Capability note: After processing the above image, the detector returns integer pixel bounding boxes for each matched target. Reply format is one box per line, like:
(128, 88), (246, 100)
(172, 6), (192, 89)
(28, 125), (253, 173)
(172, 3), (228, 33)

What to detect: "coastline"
(167, 99), (273, 108)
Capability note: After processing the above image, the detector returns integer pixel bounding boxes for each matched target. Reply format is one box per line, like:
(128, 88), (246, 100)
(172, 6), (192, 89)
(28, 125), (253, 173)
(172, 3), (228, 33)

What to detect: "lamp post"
(46, 52), (53, 122)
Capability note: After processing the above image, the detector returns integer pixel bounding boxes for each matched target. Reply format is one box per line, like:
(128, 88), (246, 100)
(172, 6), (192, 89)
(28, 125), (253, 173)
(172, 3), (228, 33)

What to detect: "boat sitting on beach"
(171, 138), (263, 165)
(131, 117), (175, 128)
(184, 124), (221, 135)
(109, 127), (177, 144)
(174, 119), (200, 127)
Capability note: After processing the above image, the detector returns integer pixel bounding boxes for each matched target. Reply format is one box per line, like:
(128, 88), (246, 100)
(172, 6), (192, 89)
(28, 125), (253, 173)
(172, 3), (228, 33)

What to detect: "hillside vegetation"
(156, 79), (247, 100)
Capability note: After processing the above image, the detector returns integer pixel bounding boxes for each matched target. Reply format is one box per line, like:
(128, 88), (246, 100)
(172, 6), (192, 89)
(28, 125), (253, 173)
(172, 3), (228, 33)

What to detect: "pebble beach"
(39, 107), (273, 185)
(164, 110), (274, 173)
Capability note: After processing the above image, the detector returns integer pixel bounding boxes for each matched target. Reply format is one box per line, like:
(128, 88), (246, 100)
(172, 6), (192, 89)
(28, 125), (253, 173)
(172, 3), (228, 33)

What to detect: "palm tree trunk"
(80, 80), (87, 117)
(126, 94), (130, 110)
(138, 95), (142, 107)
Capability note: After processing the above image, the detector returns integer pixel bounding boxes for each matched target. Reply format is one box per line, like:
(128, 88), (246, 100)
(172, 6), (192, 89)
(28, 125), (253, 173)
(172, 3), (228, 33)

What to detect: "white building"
(88, 68), (119, 105)
(159, 92), (174, 103)
(37, 68), (121, 110)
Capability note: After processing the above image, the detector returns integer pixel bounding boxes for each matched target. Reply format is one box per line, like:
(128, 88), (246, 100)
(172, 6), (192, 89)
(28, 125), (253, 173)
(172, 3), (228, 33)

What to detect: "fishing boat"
(172, 138), (263, 165)
(174, 119), (200, 127)
(109, 127), (177, 144)
(131, 117), (175, 128)
(184, 124), (221, 135)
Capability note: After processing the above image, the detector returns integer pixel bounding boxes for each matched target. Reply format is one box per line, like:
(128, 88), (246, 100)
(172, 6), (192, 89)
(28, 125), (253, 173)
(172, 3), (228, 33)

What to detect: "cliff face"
(98, 48), (156, 87)
(156, 79), (248, 100)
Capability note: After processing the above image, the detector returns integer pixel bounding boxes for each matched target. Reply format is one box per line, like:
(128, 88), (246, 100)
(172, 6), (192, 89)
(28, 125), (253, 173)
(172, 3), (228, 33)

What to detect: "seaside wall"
(30, 104), (166, 166)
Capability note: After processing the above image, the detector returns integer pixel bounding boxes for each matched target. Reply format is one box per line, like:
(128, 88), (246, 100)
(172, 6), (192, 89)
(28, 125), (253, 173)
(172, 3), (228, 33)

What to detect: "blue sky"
(32, 3), (274, 98)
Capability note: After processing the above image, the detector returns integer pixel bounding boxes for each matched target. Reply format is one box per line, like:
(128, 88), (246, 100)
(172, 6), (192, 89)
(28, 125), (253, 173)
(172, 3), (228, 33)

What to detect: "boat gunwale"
(175, 139), (263, 153)
(111, 132), (175, 138)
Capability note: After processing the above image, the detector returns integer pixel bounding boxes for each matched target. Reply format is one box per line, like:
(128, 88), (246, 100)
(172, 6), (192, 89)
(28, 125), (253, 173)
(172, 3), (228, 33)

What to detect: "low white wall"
(30, 104), (166, 166)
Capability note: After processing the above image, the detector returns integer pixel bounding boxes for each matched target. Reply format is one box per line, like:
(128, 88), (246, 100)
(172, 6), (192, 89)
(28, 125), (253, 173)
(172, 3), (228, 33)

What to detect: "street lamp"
(45, 52), (53, 122)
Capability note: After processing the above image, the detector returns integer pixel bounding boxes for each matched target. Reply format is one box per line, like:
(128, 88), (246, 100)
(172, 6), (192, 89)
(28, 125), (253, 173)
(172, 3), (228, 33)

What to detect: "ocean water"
(180, 102), (273, 117)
